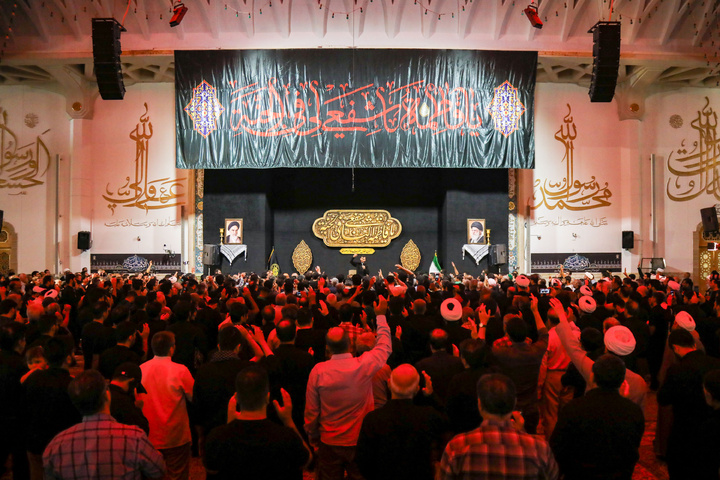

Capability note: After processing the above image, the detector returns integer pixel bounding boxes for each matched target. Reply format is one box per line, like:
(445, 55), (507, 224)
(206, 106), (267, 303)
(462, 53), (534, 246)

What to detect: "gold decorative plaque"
(400, 240), (421, 272)
(292, 240), (313, 274)
(339, 248), (375, 255)
(312, 210), (402, 247)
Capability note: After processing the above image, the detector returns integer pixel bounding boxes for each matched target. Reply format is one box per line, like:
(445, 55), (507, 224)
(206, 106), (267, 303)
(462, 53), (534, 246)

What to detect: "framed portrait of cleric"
(224, 219), (243, 244)
(467, 219), (486, 245)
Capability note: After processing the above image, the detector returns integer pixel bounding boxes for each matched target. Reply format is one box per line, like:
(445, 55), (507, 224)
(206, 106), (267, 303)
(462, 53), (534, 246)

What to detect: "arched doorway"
(0, 221), (18, 275)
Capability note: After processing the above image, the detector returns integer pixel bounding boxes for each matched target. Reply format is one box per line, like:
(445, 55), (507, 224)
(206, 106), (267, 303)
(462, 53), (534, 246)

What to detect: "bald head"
(389, 364), (420, 399)
(412, 299), (427, 315)
(326, 327), (350, 355)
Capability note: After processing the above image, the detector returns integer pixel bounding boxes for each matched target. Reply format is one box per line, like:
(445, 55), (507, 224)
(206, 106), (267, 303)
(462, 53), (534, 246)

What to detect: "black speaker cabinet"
(490, 244), (507, 265)
(77, 231), (91, 250)
(0, 210), (3, 232)
(203, 244), (221, 265)
(588, 21), (621, 103)
(92, 18), (126, 100)
(622, 231), (634, 250)
(701, 207), (720, 233)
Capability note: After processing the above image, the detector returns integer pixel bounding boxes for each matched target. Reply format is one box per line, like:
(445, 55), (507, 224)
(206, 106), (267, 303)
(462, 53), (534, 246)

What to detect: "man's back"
(356, 398), (448, 480)
(204, 419), (308, 480)
(439, 418), (559, 480)
(42, 413), (165, 480)
(140, 356), (194, 449)
(549, 388), (644, 480)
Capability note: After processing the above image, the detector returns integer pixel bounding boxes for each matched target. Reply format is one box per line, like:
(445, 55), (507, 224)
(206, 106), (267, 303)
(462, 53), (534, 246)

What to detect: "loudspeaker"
(588, 21), (621, 103)
(490, 244), (507, 265)
(701, 207), (719, 233)
(77, 231), (91, 250)
(622, 231), (634, 250)
(0, 210), (3, 232)
(203, 244), (221, 265)
(92, 18), (126, 100)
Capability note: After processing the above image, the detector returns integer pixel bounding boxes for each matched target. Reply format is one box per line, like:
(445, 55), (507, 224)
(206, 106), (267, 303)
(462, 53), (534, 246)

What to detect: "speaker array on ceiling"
(92, 18), (126, 100)
(588, 21), (621, 103)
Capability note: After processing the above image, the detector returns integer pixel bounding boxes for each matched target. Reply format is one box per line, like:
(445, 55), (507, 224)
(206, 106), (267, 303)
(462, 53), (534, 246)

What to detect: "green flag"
(429, 252), (442, 274)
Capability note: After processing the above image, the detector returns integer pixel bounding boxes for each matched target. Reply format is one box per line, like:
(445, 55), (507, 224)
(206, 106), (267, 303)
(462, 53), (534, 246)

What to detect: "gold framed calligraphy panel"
(312, 210), (402, 248)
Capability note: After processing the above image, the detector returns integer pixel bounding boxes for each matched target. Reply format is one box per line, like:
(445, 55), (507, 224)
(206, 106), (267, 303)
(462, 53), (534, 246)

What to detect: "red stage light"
(524, 4), (543, 29)
(170, 4), (188, 27)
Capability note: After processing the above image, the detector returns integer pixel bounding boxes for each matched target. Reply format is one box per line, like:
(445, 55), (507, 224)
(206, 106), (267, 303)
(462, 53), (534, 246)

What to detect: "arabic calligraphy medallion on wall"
(400, 240), (421, 272)
(487, 81), (526, 138)
(292, 240), (313, 274)
(531, 104), (612, 211)
(184, 80), (225, 138)
(102, 104), (186, 215)
(312, 210), (402, 247)
(667, 97), (720, 202)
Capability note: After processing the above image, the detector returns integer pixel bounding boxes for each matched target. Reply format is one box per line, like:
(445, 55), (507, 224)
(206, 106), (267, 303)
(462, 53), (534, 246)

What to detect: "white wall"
(523, 83), (623, 254)
(0, 86), (69, 273)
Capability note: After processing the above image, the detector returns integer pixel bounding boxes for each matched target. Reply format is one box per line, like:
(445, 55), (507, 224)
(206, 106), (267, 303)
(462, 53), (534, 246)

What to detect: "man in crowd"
(203, 366), (310, 479)
(140, 331), (195, 480)
(439, 373), (559, 480)
(43, 369), (165, 479)
(304, 296), (392, 480)
(550, 354), (645, 480)
(356, 363), (448, 480)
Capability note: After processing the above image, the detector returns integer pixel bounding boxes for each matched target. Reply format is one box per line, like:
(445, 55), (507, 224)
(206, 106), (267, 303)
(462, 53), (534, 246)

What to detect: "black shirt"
(204, 419), (308, 480)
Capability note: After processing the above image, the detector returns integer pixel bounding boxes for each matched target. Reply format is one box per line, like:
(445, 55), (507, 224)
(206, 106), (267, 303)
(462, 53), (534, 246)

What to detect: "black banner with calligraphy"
(175, 49), (536, 169)
(531, 252), (621, 273)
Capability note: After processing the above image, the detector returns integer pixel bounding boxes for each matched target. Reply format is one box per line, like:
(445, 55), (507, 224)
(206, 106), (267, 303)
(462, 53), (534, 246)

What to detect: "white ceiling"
(1, 0), (720, 90)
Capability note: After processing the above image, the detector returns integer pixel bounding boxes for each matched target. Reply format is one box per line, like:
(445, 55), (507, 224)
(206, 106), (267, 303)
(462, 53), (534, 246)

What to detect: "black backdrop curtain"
(176, 49), (536, 169)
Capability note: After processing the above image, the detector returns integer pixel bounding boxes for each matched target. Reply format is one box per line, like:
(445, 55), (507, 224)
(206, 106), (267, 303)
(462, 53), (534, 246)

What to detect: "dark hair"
(476, 373), (516, 416)
(668, 328), (695, 349)
(132, 278), (143, 291)
(45, 337), (68, 367)
(276, 319), (296, 343)
(68, 370), (108, 416)
(296, 309), (312, 327)
(429, 329), (449, 351)
(38, 314), (57, 335)
(592, 354), (626, 389)
(172, 300), (194, 323)
(0, 298), (17, 315)
(235, 366), (269, 411)
(339, 304), (354, 324)
(580, 327), (604, 352)
(281, 304), (299, 321)
(218, 325), (243, 351)
(92, 301), (110, 320)
(152, 331), (175, 356)
(229, 302), (249, 324)
(505, 317), (528, 343)
(115, 320), (137, 343)
(0, 323), (26, 351)
(460, 339), (487, 369)
(388, 296), (405, 315)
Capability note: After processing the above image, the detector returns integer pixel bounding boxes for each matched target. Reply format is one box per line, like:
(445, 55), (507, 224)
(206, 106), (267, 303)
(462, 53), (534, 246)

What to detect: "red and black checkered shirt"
(43, 413), (166, 480)
(439, 418), (559, 480)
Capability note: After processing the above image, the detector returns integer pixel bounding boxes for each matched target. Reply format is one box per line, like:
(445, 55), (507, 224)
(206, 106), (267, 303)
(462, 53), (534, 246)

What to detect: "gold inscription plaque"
(339, 248), (375, 255)
(312, 210), (402, 247)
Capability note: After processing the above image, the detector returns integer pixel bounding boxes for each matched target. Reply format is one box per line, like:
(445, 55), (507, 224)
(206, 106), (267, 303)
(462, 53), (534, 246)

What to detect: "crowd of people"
(1, 264), (720, 479)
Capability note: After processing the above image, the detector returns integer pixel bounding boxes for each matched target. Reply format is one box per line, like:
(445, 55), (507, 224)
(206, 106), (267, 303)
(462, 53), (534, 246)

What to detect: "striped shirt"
(439, 418), (559, 480)
(43, 413), (166, 480)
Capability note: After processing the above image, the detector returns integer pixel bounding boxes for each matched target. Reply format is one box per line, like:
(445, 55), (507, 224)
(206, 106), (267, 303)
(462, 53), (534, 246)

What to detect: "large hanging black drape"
(175, 49), (537, 169)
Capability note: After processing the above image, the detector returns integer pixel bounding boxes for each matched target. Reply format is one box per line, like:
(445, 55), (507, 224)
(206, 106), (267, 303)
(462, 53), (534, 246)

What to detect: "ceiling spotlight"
(170, 3), (188, 27)
(524, 4), (543, 29)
